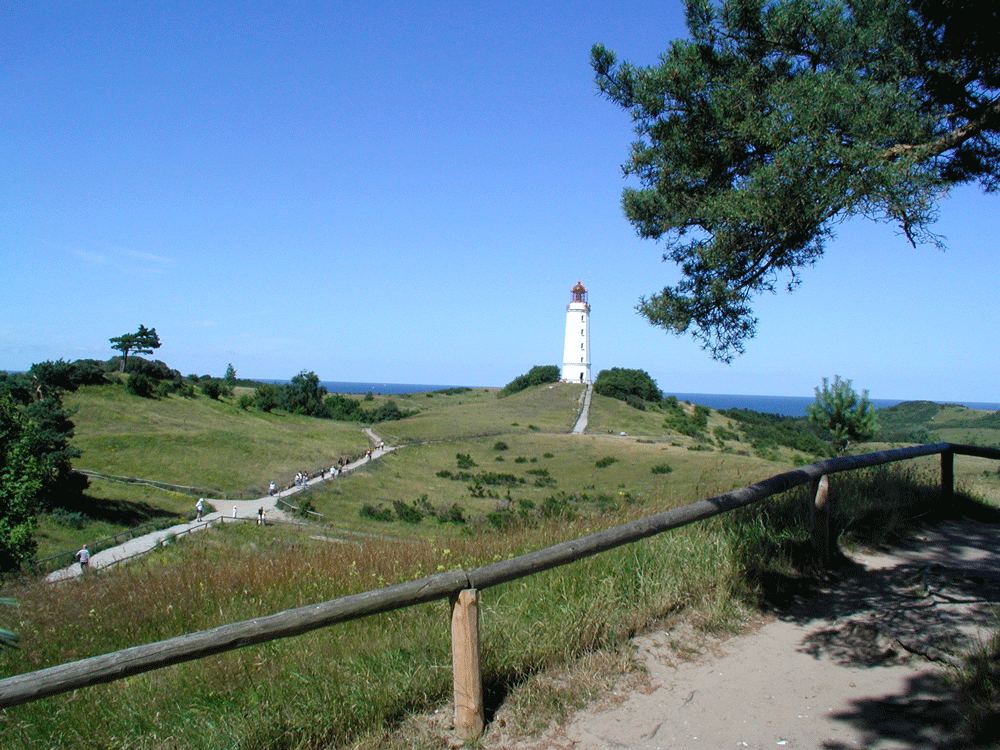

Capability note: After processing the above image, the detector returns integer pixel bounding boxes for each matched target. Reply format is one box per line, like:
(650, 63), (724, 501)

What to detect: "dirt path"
(47, 429), (395, 582)
(501, 520), (1000, 750)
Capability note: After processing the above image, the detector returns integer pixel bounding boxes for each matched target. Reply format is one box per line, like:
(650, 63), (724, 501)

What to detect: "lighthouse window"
(580, 343), (584, 349)
(580, 315), (584, 322)
(580, 329), (584, 335)
(580, 357), (584, 362)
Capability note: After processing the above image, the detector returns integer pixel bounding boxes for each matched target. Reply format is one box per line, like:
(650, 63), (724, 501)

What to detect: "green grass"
(66, 385), (372, 497)
(302, 432), (781, 538)
(32, 478), (191, 564)
(877, 401), (1000, 446)
(375, 384), (584, 443)
(1, 465), (983, 749)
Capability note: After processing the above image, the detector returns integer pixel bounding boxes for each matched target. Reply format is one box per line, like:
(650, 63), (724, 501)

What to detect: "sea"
(310, 381), (999, 418)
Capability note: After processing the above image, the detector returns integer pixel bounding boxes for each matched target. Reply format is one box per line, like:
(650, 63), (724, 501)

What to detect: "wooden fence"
(2, 442), (998, 740)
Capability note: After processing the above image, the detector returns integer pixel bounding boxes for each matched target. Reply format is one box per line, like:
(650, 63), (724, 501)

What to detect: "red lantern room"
(570, 281), (588, 304)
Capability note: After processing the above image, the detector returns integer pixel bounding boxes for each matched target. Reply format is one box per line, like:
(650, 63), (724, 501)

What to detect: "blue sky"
(2, 1), (997, 402)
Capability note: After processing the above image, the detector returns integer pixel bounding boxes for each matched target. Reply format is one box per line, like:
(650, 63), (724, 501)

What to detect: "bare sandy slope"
(493, 520), (1000, 750)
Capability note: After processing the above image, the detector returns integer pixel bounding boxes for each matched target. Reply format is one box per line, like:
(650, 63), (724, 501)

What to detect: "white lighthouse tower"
(561, 281), (591, 384)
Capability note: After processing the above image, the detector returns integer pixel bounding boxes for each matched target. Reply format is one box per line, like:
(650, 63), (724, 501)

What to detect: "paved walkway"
(47, 431), (394, 582)
(571, 384), (593, 434)
(499, 519), (1000, 750)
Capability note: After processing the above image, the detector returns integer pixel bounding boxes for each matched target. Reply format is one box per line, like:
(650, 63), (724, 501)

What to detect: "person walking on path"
(75, 544), (90, 572)
(257, 507), (264, 526)
(196, 498), (205, 520)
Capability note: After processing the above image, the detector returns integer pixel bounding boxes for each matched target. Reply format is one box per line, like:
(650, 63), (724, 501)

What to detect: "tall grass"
(0, 464), (976, 749)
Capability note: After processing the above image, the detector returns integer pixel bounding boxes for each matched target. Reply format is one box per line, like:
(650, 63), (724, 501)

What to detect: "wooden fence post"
(941, 449), (954, 501)
(451, 588), (484, 741)
(811, 475), (831, 562)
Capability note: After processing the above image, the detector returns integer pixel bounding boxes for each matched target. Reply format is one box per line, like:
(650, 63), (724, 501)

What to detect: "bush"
(359, 504), (393, 522)
(368, 399), (411, 423)
(49, 509), (89, 529)
(651, 463), (673, 474)
(456, 453), (477, 469)
(253, 383), (282, 412)
(594, 367), (661, 403)
(154, 380), (175, 398)
(499, 365), (560, 396)
(237, 394), (254, 410)
(595, 456), (618, 468)
(435, 504), (466, 524)
(200, 380), (228, 400)
(392, 500), (424, 524)
(661, 399), (709, 438)
(493, 441), (509, 451)
(324, 393), (364, 421)
(721, 408), (830, 456)
(125, 372), (155, 398)
(122, 357), (181, 382)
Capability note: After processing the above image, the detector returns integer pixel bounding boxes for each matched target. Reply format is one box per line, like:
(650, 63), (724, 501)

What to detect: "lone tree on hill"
(593, 0), (999, 361)
(109, 324), (161, 371)
(807, 375), (878, 453)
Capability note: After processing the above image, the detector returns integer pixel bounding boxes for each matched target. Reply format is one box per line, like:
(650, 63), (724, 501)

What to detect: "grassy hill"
(66, 384), (371, 496)
(4, 381), (1000, 748)
(877, 400), (1000, 447)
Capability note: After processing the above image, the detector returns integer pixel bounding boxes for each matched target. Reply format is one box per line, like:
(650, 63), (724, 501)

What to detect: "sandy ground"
(490, 519), (1000, 750)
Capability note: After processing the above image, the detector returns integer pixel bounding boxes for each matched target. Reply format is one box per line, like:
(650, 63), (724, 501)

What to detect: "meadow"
(3, 380), (998, 748)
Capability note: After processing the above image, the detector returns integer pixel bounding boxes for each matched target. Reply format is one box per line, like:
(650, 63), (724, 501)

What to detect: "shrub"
(125, 372), (155, 398)
(435, 504), (466, 524)
(713, 425), (740, 442)
(237, 394), (254, 410)
(528, 424), (539, 431)
(359, 504), (393, 522)
(595, 456), (618, 468)
(543, 452), (554, 458)
(493, 441), (509, 451)
(494, 455), (505, 462)
(200, 380), (226, 400)
(325, 394), (364, 421)
(661, 399), (709, 438)
(253, 383), (282, 412)
(499, 365), (561, 396)
(486, 510), (515, 529)
(367, 399), (412, 423)
(154, 380), (175, 398)
(651, 463), (673, 474)
(392, 500), (424, 524)
(122, 357), (181, 382)
(721, 408), (830, 456)
(455, 453), (477, 469)
(594, 367), (661, 403)
(514, 456), (527, 464)
(49, 509), (88, 529)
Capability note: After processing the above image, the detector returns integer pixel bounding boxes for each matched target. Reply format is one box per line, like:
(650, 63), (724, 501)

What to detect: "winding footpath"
(47, 431), (394, 582)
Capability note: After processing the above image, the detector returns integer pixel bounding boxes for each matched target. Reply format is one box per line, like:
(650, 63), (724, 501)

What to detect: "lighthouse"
(561, 281), (591, 384)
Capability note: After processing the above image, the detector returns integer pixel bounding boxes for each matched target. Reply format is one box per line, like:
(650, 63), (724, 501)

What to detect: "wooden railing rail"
(2, 442), (998, 734)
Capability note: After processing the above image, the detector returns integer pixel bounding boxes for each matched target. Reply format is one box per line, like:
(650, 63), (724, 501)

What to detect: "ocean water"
(319, 380), (469, 395)
(666, 392), (1000, 418)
